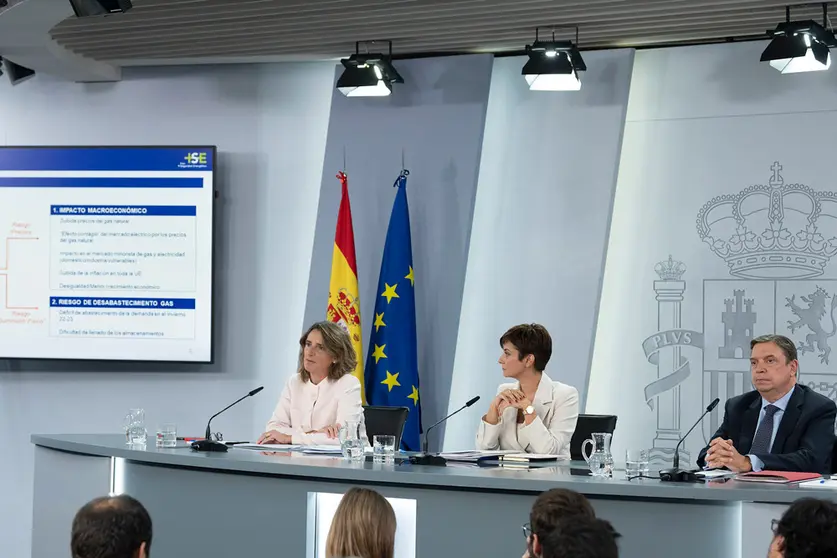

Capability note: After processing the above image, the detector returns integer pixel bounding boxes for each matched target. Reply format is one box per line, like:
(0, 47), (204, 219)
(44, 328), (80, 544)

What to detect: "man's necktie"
(750, 404), (780, 455)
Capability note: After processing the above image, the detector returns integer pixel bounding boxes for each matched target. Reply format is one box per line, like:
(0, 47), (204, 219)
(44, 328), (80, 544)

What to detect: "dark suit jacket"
(697, 384), (837, 474)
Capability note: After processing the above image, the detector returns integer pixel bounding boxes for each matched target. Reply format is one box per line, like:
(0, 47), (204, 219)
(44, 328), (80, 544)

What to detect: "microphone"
(659, 397), (720, 482)
(410, 395), (480, 467)
(191, 386), (264, 453)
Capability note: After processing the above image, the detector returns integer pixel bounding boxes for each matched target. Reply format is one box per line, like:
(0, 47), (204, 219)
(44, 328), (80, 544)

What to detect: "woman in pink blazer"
(258, 321), (365, 446)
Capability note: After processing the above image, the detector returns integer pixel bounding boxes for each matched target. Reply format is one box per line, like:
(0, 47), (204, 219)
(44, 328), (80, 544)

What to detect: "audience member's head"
(71, 494), (152, 558)
(769, 497), (837, 558)
(325, 487), (396, 558)
(526, 488), (596, 557)
(540, 516), (620, 558)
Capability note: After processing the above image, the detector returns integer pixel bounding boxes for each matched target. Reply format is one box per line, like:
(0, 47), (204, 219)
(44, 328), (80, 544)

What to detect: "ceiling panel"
(47, 0), (827, 65)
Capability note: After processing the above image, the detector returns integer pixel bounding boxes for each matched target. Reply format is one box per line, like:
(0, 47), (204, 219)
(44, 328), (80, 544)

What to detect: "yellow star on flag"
(381, 283), (399, 303)
(372, 344), (387, 364)
(408, 385), (419, 405)
(381, 371), (401, 392)
(405, 266), (415, 286)
(373, 312), (386, 332)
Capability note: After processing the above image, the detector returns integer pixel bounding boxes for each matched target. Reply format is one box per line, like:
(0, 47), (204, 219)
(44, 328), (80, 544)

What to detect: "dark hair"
(751, 334), (798, 363)
(71, 495), (152, 558)
(298, 321), (358, 382)
(775, 498), (837, 558)
(500, 323), (552, 372)
(530, 488), (595, 536)
(540, 516), (620, 558)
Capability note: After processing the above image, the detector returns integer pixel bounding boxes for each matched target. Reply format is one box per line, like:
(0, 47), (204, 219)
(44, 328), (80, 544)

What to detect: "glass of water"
(124, 408), (147, 445)
(155, 423), (177, 448)
(373, 435), (396, 464)
(338, 420), (365, 461)
(625, 449), (650, 478)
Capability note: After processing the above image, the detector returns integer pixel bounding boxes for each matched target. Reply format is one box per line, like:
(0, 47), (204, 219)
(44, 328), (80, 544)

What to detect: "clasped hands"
(485, 389), (533, 424)
(257, 424), (341, 445)
(705, 437), (752, 473)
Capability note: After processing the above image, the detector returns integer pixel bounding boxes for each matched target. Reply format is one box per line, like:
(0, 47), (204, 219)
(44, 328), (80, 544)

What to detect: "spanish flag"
(326, 171), (365, 402)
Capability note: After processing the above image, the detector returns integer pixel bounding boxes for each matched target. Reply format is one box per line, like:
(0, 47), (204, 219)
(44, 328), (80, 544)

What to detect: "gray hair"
(750, 334), (798, 363)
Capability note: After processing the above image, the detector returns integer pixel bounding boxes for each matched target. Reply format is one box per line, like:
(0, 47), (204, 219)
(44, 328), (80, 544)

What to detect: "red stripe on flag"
(334, 172), (358, 275)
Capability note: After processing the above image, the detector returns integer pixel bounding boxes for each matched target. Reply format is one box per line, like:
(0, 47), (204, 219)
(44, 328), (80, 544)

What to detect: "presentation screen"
(0, 146), (215, 363)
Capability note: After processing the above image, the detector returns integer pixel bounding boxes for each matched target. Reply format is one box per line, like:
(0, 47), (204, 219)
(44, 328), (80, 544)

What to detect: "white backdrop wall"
(0, 62), (334, 558)
(587, 40), (837, 467)
(443, 50), (635, 450)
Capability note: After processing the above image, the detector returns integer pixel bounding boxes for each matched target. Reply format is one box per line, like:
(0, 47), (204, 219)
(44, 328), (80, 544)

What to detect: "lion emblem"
(786, 286), (837, 364)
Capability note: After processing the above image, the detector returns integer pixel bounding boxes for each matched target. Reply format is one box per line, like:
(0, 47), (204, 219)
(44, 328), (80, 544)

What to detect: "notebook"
(438, 450), (519, 463)
(496, 453), (560, 463)
(799, 478), (837, 489)
(734, 471), (822, 484)
(476, 453), (560, 467)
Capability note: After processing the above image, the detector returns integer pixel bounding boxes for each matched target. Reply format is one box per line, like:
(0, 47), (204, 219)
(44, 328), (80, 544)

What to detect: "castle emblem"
(719, 290), (756, 359)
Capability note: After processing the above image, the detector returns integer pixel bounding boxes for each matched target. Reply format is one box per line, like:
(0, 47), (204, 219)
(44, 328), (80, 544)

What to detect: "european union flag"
(365, 170), (422, 451)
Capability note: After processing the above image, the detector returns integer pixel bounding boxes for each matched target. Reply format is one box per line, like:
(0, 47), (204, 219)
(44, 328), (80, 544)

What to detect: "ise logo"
(183, 152), (208, 165)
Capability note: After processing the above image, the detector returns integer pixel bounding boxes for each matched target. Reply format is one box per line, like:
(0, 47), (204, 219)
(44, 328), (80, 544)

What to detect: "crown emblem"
(696, 162), (837, 279)
(655, 255), (686, 281)
(327, 289), (361, 331)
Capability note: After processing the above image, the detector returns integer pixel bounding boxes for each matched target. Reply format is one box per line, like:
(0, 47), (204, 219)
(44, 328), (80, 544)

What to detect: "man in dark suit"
(697, 334), (837, 474)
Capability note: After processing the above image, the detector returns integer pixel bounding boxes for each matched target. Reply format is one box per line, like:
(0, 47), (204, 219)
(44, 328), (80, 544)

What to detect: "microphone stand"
(191, 387), (264, 453)
(410, 396), (480, 467)
(659, 398), (719, 482)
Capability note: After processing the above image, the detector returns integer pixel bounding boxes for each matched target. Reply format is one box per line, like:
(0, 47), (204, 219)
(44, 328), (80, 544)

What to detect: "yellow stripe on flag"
(326, 172), (365, 403)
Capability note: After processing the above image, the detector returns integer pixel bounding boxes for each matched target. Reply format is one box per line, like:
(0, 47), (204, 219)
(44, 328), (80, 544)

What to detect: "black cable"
(626, 474), (659, 481)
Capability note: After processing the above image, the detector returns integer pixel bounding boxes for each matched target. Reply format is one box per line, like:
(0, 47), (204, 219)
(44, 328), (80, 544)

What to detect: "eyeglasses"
(771, 519), (779, 533)
(522, 523), (533, 539)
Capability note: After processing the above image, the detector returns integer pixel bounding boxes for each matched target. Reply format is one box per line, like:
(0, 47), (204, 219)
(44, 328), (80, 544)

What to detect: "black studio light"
(336, 41), (404, 97)
(522, 27), (586, 91)
(0, 57), (35, 85)
(761, 4), (837, 73)
(69, 0), (132, 18)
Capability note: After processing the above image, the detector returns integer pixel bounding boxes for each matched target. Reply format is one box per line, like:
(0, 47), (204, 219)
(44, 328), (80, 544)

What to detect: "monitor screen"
(0, 146), (215, 363)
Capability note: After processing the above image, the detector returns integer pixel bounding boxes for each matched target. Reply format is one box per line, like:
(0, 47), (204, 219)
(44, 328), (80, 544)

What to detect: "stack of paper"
(232, 443), (300, 451)
(301, 446), (345, 455)
(438, 450), (519, 463)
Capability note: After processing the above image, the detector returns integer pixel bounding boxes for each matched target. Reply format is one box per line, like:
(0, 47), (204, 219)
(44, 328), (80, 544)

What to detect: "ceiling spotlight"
(3, 59), (35, 85)
(522, 26), (586, 91)
(761, 4), (836, 73)
(337, 41), (404, 97)
(69, 0), (133, 17)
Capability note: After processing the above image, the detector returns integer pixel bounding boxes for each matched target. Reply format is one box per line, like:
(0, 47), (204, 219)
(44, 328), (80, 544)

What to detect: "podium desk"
(31, 434), (831, 558)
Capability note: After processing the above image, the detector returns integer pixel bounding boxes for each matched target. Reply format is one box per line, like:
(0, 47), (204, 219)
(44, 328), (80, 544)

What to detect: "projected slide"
(0, 147), (215, 362)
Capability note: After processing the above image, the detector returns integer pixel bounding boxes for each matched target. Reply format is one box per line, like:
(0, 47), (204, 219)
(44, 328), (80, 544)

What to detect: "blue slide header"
(50, 297), (196, 310)
(51, 205), (197, 216)
(0, 147), (214, 171)
(0, 177), (203, 188)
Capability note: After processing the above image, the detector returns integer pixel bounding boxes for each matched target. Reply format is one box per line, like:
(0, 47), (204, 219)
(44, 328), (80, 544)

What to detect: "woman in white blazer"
(476, 324), (579, 459)
(257, 321), (365, 446)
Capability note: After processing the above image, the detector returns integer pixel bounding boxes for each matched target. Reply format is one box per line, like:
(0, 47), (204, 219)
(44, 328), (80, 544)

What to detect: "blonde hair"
(298, 321), (358, 382)
(325, 488), (396, 558)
